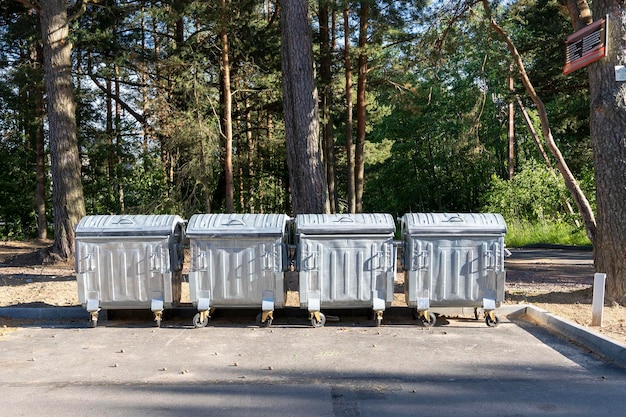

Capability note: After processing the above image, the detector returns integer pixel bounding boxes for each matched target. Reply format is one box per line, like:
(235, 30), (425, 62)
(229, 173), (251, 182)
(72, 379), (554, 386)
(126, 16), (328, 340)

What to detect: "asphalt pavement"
(1, 248), (625, 416)
(1, 309), (625, 417)
(505, 246), (594, 265)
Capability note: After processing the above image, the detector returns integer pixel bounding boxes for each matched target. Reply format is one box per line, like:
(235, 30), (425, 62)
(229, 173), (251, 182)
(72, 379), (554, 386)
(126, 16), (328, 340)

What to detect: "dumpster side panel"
(75, 237), (180, 309)
(404, 235), (505, 308)
(189, 236), (286, 308)
(298, 236), (395, 309)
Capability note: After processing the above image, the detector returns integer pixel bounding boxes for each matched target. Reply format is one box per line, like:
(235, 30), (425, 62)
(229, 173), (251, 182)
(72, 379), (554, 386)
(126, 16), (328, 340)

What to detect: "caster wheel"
(419, 312), (437, 327)
(155, 318), (162, 328)
(485, 314), (500, 327)
(90, 318), (98, 328)
(375, 317), (382, 327)
(256, 313), (273, 328)
(311, 313), (326, 328)
(193, 312), (209, 328)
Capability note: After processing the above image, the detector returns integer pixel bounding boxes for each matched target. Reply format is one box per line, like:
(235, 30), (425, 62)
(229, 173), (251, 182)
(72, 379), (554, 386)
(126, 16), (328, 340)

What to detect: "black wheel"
(419, 312), (437, 327)
(485, 314), (500, 327)
(375, 317), (382, 327)
(90, 318), (98, 328)
(193, 312), (209, 328)
(155, 318), (162, 328)
(256, 312), (273, 328)
(311, 312), (326, 328)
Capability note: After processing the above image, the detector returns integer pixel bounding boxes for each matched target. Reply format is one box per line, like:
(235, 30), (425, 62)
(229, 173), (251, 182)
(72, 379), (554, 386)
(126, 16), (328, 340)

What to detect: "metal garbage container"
(186, 213), (290, 328)
(75, 214), (186, 327)
(400, 212), (506, 327)
(294, 213), (396, 328)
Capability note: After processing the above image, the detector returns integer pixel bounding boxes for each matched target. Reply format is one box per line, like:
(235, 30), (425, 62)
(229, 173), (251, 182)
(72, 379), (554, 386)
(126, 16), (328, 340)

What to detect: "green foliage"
(0, 132), (38, 238)
(126, 153), (183, 215)
(506, 0), (592, 176)
(362, 41), (508, 213)
(483, 160), (586, 226)
(0, 0), (597, 243)
(505, 219), (592, 247)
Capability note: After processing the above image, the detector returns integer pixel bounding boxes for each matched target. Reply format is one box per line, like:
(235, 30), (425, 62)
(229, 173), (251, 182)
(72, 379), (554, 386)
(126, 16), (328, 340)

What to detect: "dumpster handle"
(225, 219), (246, 226)
(445, 216), (464, 223)
(114, 218), (135, 225)
(335, 217), (355, 223)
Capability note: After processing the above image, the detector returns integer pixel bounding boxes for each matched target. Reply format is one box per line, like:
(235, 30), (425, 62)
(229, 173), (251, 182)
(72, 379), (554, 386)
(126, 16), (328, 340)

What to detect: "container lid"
(186, 213), (290, 237)
(295, 213), (395, 235)
(401, 213), (506, 235)
(75, 215), (185, 237)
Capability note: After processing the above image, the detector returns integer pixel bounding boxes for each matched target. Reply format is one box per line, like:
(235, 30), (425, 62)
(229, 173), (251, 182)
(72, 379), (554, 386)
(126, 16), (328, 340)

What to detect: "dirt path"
(0, 241), (624, 345)
(505, 249), (625, 345)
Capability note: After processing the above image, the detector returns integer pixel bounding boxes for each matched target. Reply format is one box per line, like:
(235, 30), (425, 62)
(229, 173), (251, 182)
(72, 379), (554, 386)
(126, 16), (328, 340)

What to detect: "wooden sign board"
(563, 17), (608, 75)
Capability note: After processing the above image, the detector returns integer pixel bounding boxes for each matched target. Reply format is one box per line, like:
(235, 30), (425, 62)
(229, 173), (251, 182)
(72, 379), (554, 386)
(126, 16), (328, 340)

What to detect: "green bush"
(504, 219), (591, 248)
(483, 160), (594, 247)
(483, 160), (573, 224)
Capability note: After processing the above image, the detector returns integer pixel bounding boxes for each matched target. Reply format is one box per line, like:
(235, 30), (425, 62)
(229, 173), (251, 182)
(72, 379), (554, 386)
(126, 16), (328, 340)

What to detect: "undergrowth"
(505, 220), (592, 248)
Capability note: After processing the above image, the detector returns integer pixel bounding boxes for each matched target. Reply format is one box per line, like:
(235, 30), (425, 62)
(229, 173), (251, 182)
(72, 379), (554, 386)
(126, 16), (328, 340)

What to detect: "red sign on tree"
(563, 17), (609, 75)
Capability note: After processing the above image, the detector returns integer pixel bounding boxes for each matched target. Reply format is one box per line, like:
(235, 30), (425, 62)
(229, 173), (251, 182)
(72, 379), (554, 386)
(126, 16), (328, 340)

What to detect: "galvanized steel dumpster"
(187, 213), (290, 328)
(75, 214), (186, 327)
(294, 214), (397, 327)
(400, 213), (506, 327)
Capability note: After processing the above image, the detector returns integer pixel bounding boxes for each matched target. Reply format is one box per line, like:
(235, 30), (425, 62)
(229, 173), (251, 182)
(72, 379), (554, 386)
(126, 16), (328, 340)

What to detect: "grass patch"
(505, 220), (591, 248)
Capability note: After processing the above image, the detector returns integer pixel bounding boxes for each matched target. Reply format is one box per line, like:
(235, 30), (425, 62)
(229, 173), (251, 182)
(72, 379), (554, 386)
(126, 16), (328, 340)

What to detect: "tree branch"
(558, 0), (593, 31)
(88, 72), (146, 126)
(482, 0), (596, 242)
(431, 1), (481, 68)
(15, 0), (40, 11)
(68, 0), (89, 22)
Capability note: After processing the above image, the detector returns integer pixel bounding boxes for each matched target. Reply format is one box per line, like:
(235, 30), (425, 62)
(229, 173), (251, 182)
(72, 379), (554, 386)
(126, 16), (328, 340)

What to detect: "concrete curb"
(0, 307), (88, 320)
(513, 304), (626, 370)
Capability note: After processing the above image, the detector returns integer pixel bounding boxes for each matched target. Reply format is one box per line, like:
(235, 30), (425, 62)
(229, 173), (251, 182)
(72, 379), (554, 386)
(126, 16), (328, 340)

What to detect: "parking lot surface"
(1, 308), (625, 417)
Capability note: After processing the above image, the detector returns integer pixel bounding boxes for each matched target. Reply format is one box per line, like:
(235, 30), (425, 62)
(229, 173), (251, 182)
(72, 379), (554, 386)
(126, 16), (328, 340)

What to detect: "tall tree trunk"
(354, 1), (369, 213)
(221, 0), (234, 213)
(114, 63), (125, 213)
(507, 70), (515, 180)
(245, 96), (256, 213)
(34, 43), (47, 240)
(577, 0), (626, 304)
(140, 8), (148, 149)
(485, 1), (597, 243)
(39, 0), (86, 259)
(344, 4), (356, 213)
(106, 76), (115, 203)
(516, 96), (554, 172)
(319, 0), (337, 213)
(280, 0), (326, 214)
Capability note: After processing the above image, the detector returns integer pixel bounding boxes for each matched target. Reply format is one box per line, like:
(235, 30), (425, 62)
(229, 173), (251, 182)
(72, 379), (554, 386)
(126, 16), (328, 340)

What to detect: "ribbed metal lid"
(295, 213), (395, 234)
(75, 215), (185, 236)
(401, 213), (506, 234)
(186, 213), (289, 236)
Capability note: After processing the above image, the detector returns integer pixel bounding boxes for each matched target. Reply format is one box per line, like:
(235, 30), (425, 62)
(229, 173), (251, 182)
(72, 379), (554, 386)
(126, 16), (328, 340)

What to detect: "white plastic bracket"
(372, 290), (386, 311)
(151, 298), (164, 312)
(262, 290), (275, 311)
(308, 290), (321, 312)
